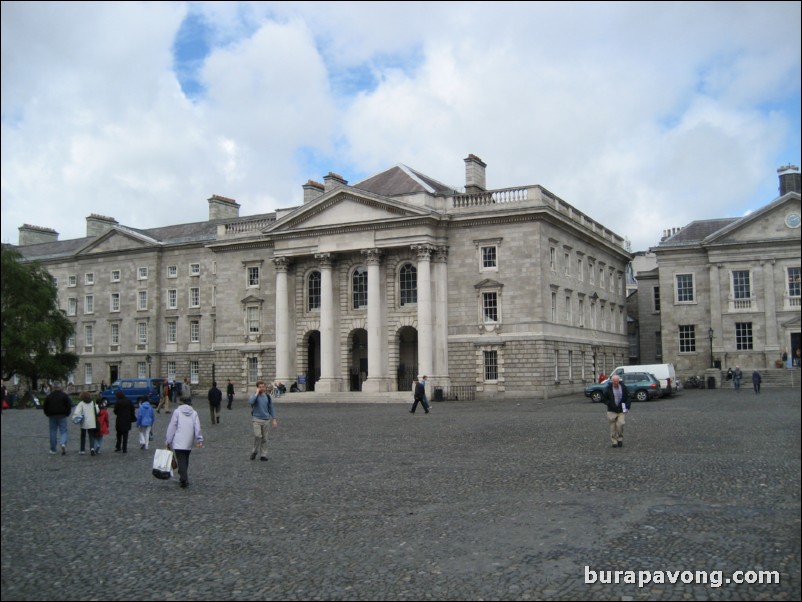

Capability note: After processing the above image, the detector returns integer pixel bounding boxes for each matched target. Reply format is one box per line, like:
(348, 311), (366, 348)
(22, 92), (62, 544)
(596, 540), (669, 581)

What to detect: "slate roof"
(352, 164), (458, 197)
(657, 218), (739, 247)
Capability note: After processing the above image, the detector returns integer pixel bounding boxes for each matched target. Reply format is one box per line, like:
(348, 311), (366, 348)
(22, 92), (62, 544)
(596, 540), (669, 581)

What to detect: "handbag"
(152, 448), (175, 480)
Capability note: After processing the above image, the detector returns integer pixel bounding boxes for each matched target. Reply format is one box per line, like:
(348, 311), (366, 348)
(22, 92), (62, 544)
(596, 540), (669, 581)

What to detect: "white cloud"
(1, 1), (799, 251)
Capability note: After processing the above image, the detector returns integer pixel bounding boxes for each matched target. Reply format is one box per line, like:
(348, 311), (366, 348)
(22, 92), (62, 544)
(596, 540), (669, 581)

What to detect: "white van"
(610, 364), (677, 397)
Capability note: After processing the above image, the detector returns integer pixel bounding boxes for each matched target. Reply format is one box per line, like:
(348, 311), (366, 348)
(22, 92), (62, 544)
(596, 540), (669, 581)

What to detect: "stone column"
(273, 256), (293, 384)
(412, 244), (434, 379)
(315, 253), (342, 393)
(362, 249), (391, 392)
(709, 264), (723, 362)
(433, 246), (451, 386)
(763, 260), (779, 355)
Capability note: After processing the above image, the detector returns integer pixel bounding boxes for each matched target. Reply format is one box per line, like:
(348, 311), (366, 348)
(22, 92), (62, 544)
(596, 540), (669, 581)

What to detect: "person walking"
(113, 392), (136, 453)
(74, 392), (99, 456)
(248, 381), (277, 461)
(180, 378), (192, 404)
(43, 384), (72, 455)
(136, 397), (155, 450)
(157, 380), (171, 414)
(603, 374), (630, 448)
(208, 381), (222, 425)
(733, 366), (743, 392)
(752, 370), (762, 394)
(410, 375), (430, 414)
(226, 380), (235, 410)
(165, 397), (204, 488)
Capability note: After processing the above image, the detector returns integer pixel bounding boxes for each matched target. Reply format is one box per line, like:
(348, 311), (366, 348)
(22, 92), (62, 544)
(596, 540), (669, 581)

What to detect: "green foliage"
(1, 245), (78, 386)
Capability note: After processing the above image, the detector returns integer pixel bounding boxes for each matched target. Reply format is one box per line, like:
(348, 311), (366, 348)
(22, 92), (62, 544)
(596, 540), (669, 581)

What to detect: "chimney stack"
(303, 180), (325, 204)
(18, 224), (59, 246)
(464, 154), (486, 193)
(323, 172), (347, 192)
(208, 194), (241, 220)
(86, 214), (119, 238)
(778, 164), (801, 196)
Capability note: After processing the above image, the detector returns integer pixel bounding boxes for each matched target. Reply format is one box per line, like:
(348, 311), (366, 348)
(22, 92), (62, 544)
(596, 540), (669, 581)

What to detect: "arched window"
(352, 267), (368, 309)
(308, 271), (321, 311)
(400, 263), (417, 306)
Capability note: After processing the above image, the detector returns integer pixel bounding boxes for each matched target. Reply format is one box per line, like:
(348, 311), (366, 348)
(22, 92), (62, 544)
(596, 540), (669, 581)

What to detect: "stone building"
(648, 165), (801, 376)
(15, 155), (631, 399)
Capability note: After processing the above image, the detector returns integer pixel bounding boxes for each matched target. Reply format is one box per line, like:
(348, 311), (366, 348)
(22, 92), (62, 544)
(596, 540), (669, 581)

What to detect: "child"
(95, 400), (110, 454)
(137, 396), (156, 450)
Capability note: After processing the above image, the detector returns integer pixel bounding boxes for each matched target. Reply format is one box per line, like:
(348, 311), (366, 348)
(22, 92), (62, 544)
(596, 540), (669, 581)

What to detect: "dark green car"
(584, 372), (661, 403)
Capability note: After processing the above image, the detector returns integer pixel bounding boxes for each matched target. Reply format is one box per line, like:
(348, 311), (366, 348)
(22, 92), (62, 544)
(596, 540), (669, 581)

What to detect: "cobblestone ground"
(1, 388), (799, 601)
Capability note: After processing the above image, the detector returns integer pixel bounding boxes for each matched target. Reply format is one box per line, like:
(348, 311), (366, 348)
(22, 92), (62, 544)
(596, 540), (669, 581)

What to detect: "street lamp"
(146, 354), (152, 378)
(708, 328), (714, 369)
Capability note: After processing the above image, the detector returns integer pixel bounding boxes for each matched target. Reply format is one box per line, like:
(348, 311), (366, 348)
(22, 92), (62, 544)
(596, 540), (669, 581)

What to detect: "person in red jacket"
(95, 400), (110, 454)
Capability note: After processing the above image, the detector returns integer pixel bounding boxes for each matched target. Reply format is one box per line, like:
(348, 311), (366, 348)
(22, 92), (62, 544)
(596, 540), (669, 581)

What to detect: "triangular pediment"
(76, 227), (160, 256)
(474, 278), (504, 289)
(265, 189), (435, 235)
(241, 294), (264, 305)
(707, 193), (801, 245)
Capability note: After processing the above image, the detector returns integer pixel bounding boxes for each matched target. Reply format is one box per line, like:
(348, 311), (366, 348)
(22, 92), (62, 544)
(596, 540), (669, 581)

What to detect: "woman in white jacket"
(74, 392), (99, 455)
(165, 398), (203, 488)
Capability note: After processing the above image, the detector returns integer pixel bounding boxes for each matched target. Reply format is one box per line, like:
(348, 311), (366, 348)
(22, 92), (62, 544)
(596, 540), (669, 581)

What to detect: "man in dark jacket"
(603, 375), (630, 448)
(208, 381), (223, 425)
(43, 384), (73, 455)
(226, 380), (235, 410)
(410, 375), (430, 414)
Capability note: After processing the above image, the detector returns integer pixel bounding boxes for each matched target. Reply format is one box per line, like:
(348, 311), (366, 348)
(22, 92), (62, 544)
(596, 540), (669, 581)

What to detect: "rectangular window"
(67, 335), (76, 348)
(84, 295), (94, 314)
(554, 350), (560, 381)
(483, 292), (498, 323)
(68, 275), (77, 287)
(248, 357), (259, 384)
(577, 258), (584, 281)
(111, 269), (121, 282)
(85, 273), (94, 285)
(568, 350), (573, 380)
(679, 325), (696, 353)
(578, 299), (585, 327)
(84, 325), (94, 348)
(653, 286), (661, 312)
(732, 270), (751, 299)
(110, 323), (120, 345)
(190, 263), (200, 276)
(564, 252), (570, 276)
(110, 293), (120, 312)
(85, 363), (93, 385)
(655, 332), (662, 360)
(735, 322), (753, 350)
(166, 361), (176, 381)
(551, 292), (557, 322)
(676, 274), (694, 302)
(788, 267), (801, 297)
(189, 288), (200, 308)
(247, 266), (260, 287)
(167, 265), (177, 278)
(167, 322), (177, 344)
(599, 267), (605, 288)
(138, 290), (147, 310)
(247, 307), (260, 333)
(589, 262), (595, 285)
(190, 320), (200, 343)
(137, 322), (147, 345)
(481, 246), (497, 270)
(168, 289), (177, 309)
(549, 247), (556, 270)
(483, 350), (498, 381)
(190, 361), (199, 384)
(67, 297), (78, 316)
(565, 295), (572, 324)
(138, 267), (148, 280)
(137, 362), (147, 378)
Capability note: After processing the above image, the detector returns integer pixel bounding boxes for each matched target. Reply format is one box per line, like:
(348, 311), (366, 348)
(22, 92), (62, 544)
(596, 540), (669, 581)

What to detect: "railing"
(453, 187), (529, 208)
(224, 218), (276, 235)
(437, 385), (476, 401)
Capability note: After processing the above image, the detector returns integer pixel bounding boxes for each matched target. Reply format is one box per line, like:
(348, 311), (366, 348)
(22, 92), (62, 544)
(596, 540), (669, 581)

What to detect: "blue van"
(100, 378), (164, 406)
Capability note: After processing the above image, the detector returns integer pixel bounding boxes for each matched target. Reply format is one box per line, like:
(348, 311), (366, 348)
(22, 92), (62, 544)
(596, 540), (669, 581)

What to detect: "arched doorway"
(349, 329), (368, 391)
(397, 326), (418, 391)
(306, 331), (320, 391)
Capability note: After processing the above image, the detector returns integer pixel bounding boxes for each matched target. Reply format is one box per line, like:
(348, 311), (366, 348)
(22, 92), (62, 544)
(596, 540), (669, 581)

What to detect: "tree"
(1, 245), (78, 389)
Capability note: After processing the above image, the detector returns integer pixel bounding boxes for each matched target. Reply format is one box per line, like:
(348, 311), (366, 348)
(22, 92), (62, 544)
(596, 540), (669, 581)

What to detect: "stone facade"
(16, 156), (631, 399)
(647, 168), (801, 376)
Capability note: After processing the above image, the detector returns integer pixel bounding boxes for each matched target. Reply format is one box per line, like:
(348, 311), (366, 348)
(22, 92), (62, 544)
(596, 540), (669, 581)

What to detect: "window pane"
(400, 263), (417, 306)
(676, 274), (694, 302)
(732, 271), (751, 299)
(735, 322), (753, 350)
(484, 350), (498, 381)
(679, 325), (696, 352)
(483, 292), (498, 322)
(353, 267), (368, 309)
(482, 246), (497, 269)
(308, 271), (321, 311)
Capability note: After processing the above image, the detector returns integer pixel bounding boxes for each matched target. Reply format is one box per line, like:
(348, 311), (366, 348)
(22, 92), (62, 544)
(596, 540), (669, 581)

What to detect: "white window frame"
(190, 320), (200, 343)
(138, 267), (148, 280)
(190, 263), (200, 276)
(247, 266), (260, 288)
(85, 273), (94, 285)
(247, 306), (260, 334)
(190, 361), (199, 384)
(67, 297), (78, 316)
(166, 361), (176, 381)
(85, 363), (93, 385)
(247, 357), (259, 384)
(68, 275), (77, 287)
(137, 322), (148, 345)
(137, 362), (147, 378)
(84, 295), (94, 315)
(167, 265), (178, 278)
(138, 290), (148, 311)
(111, 269), (121, 282)
(675, 273), (695, 304)
(84, 324), (94, 348)
(189, 287), (200, 308)
(167, 321), (177, 344)
(110, 323), (120, 345)
(110, 293), (120, 313)
(167, 289), (177, 309)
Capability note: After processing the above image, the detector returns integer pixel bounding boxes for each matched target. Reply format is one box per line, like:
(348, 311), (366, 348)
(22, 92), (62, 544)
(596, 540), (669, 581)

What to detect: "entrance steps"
(275, 391), (411, 404)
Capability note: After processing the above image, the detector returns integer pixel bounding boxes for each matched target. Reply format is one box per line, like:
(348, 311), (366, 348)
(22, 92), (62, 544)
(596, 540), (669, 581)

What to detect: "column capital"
(272, 256), (292, 272)
(314, 252), (334, 268)
(433, 245), (449, 263)
(411, 243), (435, 260)
(361, 248), (384, 265)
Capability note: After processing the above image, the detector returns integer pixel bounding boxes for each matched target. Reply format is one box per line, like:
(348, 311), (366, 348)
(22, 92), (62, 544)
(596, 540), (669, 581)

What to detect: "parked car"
(584, 372), (661, 403)
(100, 378), (164, 406)
(609, 363), (677, 397)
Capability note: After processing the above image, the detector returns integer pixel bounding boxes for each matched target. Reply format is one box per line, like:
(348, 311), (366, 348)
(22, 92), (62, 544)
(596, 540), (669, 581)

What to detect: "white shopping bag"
(152, 448), (175, 480)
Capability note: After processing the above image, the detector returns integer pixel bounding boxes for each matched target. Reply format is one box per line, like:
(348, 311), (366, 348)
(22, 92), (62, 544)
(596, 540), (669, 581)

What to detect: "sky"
(2, 1), (800, 252)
